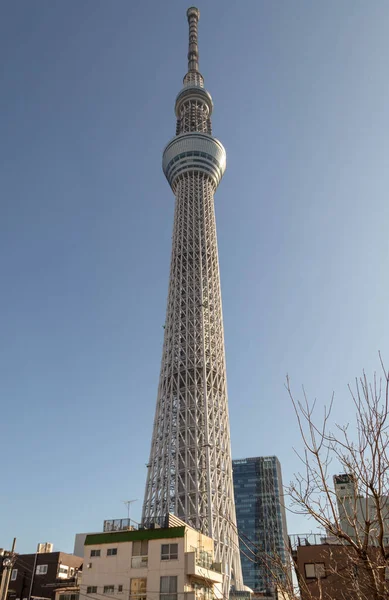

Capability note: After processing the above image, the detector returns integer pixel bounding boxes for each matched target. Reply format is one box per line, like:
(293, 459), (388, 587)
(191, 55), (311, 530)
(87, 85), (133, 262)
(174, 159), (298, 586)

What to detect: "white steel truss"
(142, 8), (243, 595)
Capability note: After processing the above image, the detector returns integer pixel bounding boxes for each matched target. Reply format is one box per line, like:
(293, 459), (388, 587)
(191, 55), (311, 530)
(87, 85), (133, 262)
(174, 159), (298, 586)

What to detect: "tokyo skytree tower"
(142, 7), (243, 592)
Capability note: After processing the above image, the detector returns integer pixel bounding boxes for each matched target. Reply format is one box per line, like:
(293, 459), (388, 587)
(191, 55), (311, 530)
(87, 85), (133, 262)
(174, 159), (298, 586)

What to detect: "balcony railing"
(104, 518), (138, 532)
(195, 550), (213, 569)
(288, 533), (329, 550)
(185, 553), (223, 583)
(131, 556), (148, 568)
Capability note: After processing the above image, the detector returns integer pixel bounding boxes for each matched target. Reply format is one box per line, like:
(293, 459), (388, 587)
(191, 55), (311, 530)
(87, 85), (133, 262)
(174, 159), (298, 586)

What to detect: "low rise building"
(1, 547), (83, 600)
(291, 533), (389, 600)
(48, 570), (82, 600)
(81, 514), (224, 600)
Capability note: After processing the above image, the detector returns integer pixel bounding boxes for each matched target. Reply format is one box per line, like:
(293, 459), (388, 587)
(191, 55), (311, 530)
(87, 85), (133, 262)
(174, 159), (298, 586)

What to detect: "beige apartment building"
(81, 515), (224, 600)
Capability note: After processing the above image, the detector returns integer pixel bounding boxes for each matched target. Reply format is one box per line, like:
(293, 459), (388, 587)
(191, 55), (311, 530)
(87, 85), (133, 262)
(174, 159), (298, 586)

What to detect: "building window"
(118, 586), (123, 593)
(107, 548), (117, 556)
(11, 570), (17, 581)
(59, 567), (68, 573)
(130, 578), (147, 600)
(58, 566), (69, 578)
(104, 586), (115, 594)
(36, 565), (48, 575)
(131, 540), (148, 568)
(161, 544), (178, 561)
(160, 576), (177, 600)
(87, 587), (97, 594)
(59, 595), (79, 600)
(304, 563), (326, 579)
(90, 550), (101, 557)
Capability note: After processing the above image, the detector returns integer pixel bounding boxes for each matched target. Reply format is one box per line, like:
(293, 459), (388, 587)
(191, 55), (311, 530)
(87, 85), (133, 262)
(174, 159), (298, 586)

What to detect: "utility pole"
(28, 544), (40, 600)
(0, 538), (16, 600)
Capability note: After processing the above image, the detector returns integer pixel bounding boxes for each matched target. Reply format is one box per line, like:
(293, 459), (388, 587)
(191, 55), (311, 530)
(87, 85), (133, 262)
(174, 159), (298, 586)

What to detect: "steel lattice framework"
(142, 7), (243, 594)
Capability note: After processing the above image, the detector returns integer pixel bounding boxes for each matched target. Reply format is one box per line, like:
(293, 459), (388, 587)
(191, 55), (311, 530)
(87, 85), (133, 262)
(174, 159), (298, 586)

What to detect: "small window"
(107, 548), (117, 556)
(304, 563), (326, 579)
(87, 587), (97, 594)
(160, 576), (177, 600)
(11, 570), (18, 581)
(118, 586), (123, 593)
(90, 549), (101, 557)
(86, 563), (92, 569)
(104, 586), (115, 594)
(304, 564), (316, 579)
(161, 544), (178, 560)
(36, 565), (48, 575)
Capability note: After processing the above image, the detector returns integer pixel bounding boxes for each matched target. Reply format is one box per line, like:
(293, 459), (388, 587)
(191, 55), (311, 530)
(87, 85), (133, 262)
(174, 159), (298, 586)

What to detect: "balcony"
(184, 553), (223, 584)
(131, 556), (148, 568)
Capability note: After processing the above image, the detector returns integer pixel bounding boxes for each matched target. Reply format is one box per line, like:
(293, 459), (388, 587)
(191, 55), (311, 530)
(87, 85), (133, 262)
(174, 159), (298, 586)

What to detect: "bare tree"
(282, 354), (389, 599)
(226, 356), (389, 599)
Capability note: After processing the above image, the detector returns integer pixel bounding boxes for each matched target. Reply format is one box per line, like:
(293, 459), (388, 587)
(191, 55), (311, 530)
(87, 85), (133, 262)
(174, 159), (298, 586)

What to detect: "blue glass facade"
(232, 456), (289, 593)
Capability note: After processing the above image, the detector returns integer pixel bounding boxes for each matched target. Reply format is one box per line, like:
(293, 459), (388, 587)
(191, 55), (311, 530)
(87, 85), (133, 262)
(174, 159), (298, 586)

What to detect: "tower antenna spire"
(186, 7), (200, 73)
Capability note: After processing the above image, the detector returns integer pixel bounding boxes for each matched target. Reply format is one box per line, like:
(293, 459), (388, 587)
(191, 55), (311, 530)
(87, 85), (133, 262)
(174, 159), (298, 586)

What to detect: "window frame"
(304, 562), (326, 579)
(58, 566), (69, 575)
(11, 569), (18, 581)
(59, 594), (79, 600)
(107, 548), (118, 557)
(132, 540), (148, 556)
(160, 575), (178, 600)
(130, 577), (147, 600)
(103, 586), (115, 594)
(161, 544), (178, 561)
(87, 587), (97, 594)
(36, 565), (48, 575)
(90, 549), (101, 558)
(131, 540), (148, 568)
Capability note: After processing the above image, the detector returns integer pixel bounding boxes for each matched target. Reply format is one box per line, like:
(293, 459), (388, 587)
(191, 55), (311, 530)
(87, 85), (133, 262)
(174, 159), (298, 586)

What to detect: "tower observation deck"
(142, 8), (243, 594)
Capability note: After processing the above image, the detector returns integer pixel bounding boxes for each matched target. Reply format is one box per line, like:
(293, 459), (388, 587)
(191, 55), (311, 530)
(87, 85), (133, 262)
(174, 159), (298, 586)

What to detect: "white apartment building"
(334, 473), (389, 544)
(81, 515), (224, 600)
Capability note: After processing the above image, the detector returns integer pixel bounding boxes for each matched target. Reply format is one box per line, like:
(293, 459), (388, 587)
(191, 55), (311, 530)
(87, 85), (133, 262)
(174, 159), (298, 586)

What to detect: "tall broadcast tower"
(142, 7), (243, 592)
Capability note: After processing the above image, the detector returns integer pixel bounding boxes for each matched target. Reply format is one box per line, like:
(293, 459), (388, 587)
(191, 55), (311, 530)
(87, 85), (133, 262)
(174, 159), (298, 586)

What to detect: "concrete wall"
(82, 527), (222, 600)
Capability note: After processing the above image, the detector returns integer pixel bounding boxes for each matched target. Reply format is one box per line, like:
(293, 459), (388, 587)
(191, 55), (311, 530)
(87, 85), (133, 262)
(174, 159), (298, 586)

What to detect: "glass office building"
(232, 456), (289, 593)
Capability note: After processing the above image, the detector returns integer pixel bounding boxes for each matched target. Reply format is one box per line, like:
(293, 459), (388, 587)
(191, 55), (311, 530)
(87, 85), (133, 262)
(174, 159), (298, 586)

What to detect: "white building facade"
(334, 473), (389, 544)
(81, 516), (223, 600)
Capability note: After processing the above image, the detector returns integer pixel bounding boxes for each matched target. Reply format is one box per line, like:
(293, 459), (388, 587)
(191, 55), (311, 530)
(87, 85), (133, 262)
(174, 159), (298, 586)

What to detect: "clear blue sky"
(1, 0), (389, 553)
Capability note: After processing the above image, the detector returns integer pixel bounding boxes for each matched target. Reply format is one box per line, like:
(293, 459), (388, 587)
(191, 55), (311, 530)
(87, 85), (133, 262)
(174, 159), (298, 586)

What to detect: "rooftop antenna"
(122, 499), (138, 521)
